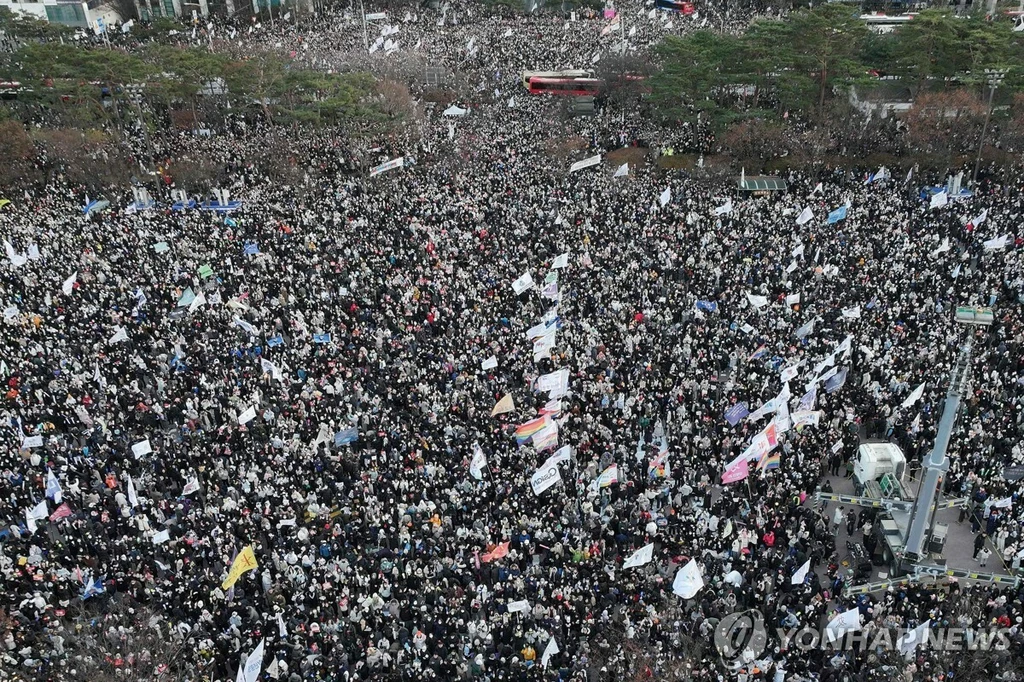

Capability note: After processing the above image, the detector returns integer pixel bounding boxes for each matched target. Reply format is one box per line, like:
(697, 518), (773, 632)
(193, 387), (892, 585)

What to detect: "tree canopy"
(0, 39), (388, 128)
(649, 7), (1024, 129)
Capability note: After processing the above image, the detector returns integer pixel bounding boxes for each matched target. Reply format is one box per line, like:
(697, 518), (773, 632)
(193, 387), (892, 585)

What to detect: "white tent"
(443, 105), (469, 117)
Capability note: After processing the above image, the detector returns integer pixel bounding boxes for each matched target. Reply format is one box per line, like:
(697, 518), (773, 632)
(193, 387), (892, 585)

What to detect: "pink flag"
(482, 541), (510, 563)
(49, 502), (72, 521)
(721, 458), (749, 484)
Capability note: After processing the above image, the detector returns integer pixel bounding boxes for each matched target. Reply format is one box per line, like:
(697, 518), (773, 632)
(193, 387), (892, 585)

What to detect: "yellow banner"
(222, 545), (258, 590)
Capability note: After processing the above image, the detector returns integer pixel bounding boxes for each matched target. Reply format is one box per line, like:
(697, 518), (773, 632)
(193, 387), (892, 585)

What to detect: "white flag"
(152, 529), (170, 544)
(189, 290), (207, 312)
(930, 191), (948, 209)
(826, 607), (861, 642)
(780, 364), (801, 383)
(795, 207), (813, 225)
(570, 154), (602, 173)
(277, 612), (288, 638)
(127, 474), (139, 507)
(108, 327), (129, 344)
(469, 443), (487, 480)
(545, 445), (572, 467)
(746, 293), (769, 309)
(243, 639), (265, 682)
(659, 187), (672, 207)
(61, 272), (77, 296)
(613, 163), (629, 178)
(238, 405), (257, 424)
(511, 272), (535, 295)
(182, 477), (200, 496)
(234, 317), (259, 336)
(901, 383), (925, 409)
(541, 636), (559, 667)
(131, 439), (152, 458)
(28, 499), (48, 521)
(932, 237), (950, 256)
(897, 620), (930, 657)
(984, 234), (1011, 251)
(714, 199), (732, 215)
(552, 252), (570, 269)
(260, 358), (284, 381)
(791, 559), (810, 585)
(481, 355), (498, 370)
(842, 306), (861, 319)
(968, 209), (988, 228)
(672, 559), (704, 599)
(623, 543), (654, 569)
(530, 460), (562, 495)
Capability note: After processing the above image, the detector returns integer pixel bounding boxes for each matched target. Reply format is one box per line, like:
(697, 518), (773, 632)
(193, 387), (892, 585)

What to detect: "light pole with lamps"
(972, 68), (1006, 185)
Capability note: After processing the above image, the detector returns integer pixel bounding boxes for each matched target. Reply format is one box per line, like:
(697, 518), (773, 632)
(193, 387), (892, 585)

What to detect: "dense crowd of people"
(2, 1), (1024, 681)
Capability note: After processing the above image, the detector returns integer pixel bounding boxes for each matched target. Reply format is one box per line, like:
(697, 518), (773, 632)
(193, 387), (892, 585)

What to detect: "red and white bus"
(526, 77), (604, 96)
(520, 70), (593, 89)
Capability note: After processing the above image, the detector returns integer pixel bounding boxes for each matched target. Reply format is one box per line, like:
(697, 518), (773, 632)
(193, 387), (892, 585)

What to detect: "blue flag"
(334, 427), (359, 446)
(313, 333), (332, 344)
(827, 206), (847, 224)
(81, 575), (106, 600)
(267, 335), (284, 347)
(224, 216), (238, 227)
(243, 242), (259, 255)
(696, 300), (718, 313)
(45, 470), (61, 499)
(825, 368), (848, 394)
(724, 402), (749, 427)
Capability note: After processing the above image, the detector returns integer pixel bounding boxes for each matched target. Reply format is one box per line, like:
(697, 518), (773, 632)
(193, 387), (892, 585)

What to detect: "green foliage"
(0, 7), (73, 41)
(0, 40), (386, 129)
(649, 5), (1024, 128)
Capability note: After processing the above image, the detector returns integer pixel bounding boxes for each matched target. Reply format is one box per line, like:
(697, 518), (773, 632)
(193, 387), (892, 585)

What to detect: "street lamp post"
(972, 68), (1006, 185)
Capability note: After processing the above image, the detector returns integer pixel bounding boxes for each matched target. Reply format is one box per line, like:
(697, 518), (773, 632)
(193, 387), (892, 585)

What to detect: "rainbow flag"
(597, 464), (619, 488)
(648, 436), (670, 479)
(749, 344), (767, 361)
(515, 417), (550, 445)
(539, 399), (562, 417)
(757, 450), (780, 471)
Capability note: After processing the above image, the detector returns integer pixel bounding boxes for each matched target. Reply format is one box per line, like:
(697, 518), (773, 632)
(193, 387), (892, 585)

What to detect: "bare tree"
(903, 89), (987, 168)
(376, 79), (418, 120)
(0, 120), (42, 190)
(46, 597), (192, 682)
(169, 155), (225, 195)
(35, 129), (133, 192)
(585, 602), (709, 681)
